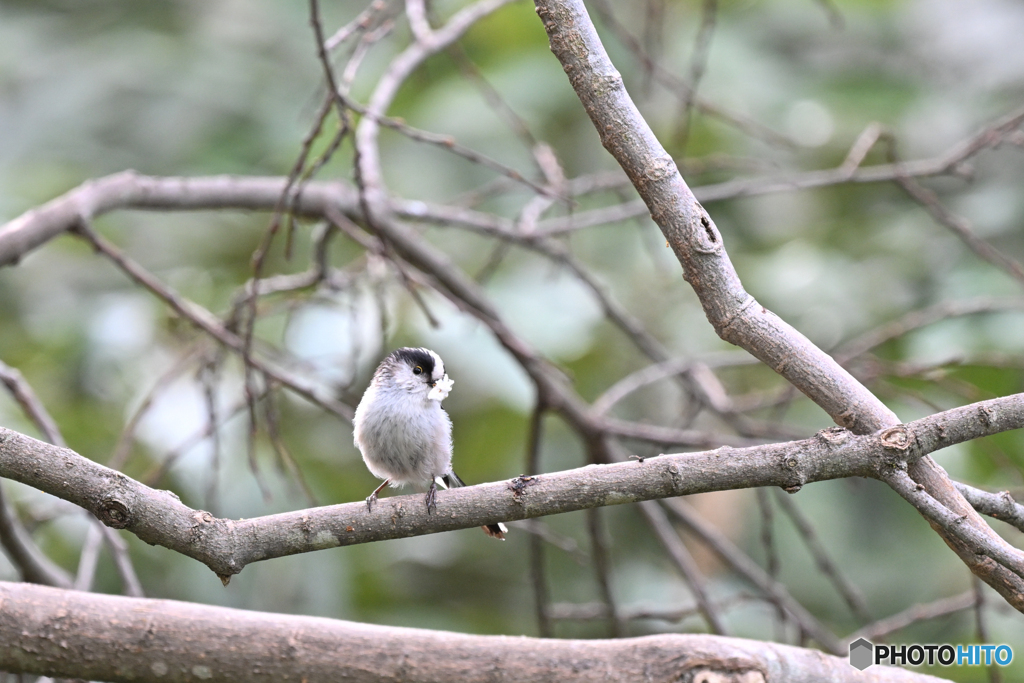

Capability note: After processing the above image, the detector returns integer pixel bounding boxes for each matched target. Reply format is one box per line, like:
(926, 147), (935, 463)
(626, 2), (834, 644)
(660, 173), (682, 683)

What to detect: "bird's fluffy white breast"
(353, 381), (453, 486)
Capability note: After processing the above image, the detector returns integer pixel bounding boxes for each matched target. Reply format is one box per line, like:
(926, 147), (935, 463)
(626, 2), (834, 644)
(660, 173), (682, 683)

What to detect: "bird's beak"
(427, 374), (453, 401)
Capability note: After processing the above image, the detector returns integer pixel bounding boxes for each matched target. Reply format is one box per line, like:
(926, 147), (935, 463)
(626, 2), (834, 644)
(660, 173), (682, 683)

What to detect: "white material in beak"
(427, 374), (454, 401)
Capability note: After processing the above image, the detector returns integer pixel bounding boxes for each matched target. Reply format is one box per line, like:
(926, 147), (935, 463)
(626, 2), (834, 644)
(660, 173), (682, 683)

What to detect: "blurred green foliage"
(1, 0), (1023, 680)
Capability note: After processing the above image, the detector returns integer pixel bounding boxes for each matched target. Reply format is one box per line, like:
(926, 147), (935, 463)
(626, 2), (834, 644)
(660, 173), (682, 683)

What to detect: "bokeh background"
(1, 0), (1023, 680)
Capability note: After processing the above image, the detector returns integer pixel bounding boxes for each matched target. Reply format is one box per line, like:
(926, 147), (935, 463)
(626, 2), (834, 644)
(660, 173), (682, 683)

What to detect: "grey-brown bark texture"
(0, 581), (950, 683)
(3, 394), (1023, 584)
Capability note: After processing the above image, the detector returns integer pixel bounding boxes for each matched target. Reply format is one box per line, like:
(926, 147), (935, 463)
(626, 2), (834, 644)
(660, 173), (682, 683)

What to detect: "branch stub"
(879, 426), (912, 452)
(97, 499), (131, 529)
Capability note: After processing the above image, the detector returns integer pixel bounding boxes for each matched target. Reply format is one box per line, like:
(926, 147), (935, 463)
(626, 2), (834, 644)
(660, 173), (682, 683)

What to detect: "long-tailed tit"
(353, 347), (507, 540)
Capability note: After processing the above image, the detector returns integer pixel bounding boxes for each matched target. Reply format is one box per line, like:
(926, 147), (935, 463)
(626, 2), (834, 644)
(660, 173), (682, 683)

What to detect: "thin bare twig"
(0, 484), (73, 588)
(507, 518), (588, 564)
(588, 0), (792, 150)
(525, 402), (552, 638)
(660, 497), (842, 654)
(199, 353), (224, 513)
(98, 524), (145, 597)
(834, 297), (1024, 364)
(0, 360), (66, 448)
(143, 392), (258, 487)
(640, 0), (665, 95)
(73, 523), (102, 592)
(108, 344), (207, 471)
(771, 489), (872, 625)
(546, 592), (759, 624)
(638, 500), (727, 636)
(755, 488), (786, 642)
(972, 577), (1002, 683)
(72, 221), (352, 421)
(263, 385), (319, 507)
(534, 106), (1024, 237)
(586, 507), (623, 637)
(851, 590), (975, 641)
(895, 174), (1024, 289)
(673, 0), (718, 153)
(323, 0), (393, 51)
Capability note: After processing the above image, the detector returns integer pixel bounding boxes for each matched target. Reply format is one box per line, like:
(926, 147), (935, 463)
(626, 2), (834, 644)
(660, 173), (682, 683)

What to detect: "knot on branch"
(683, 657), (767, 682)
(690, 667), (766, 683)
(645, 155), (677, 183)
(690, 207), (723, 254)
(665, 461), (685, 491)
(816, 426), (851, 446)
(778, 453), (806, 493)
(508, 474), (539, 503)
(997, 490), (1017, 517)
(593, 71), (623, 98)
(880, 425), (913, 452)
(189, 510), (215, 545)
(97, 498), (131, 529)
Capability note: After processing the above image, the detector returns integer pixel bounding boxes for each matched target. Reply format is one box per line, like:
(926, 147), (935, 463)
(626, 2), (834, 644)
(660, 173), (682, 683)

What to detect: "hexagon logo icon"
(850, 638), (874, 670)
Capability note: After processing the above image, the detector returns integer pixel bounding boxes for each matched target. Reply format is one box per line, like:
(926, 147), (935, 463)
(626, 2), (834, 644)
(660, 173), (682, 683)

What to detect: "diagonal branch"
(660, 497), (843, 655)
(533, 0), (894, 435)
(851, 591), (976, 642)
(895, 173), (1024, 288)
(770, 490), (872, 625)
(0, 484), (72, 588)
(638, 499), (727, 637)
(531, 0), (1024, 610)
(72, 221), (352, 421)
(954, 484), (1024, 534)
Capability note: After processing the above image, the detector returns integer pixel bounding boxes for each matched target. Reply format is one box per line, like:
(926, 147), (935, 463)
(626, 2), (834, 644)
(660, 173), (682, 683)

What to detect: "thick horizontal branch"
(1, 395), (1022, 580)
(0, 581), (948, 683)
(0, 172), (492, 267)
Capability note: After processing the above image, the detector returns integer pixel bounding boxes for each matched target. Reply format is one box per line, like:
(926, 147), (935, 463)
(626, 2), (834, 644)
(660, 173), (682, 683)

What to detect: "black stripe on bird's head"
(385, 347), (444, 385)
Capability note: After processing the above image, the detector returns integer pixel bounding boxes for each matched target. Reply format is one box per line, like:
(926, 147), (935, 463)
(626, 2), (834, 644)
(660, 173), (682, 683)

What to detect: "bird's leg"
(366, 479), (390, 512)
(424, 479), (438, 514)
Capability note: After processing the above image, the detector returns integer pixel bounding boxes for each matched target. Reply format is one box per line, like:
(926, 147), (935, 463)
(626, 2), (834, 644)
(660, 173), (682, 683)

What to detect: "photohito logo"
(849, 638), (1013, 670)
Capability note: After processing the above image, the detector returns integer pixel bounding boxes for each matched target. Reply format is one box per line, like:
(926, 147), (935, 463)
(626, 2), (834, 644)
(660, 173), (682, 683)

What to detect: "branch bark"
(0, 485), (72, 588)
(0, 581), (952, 683)
(1, 394), (1022, 583)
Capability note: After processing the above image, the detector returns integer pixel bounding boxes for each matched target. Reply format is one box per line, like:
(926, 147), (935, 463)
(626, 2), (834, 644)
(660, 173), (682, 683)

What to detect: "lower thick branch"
(0, 581), (950, 683)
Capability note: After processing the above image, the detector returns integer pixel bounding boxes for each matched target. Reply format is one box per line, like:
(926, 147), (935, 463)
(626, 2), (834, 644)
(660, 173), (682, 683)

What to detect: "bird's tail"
(443, 471), (508, 540)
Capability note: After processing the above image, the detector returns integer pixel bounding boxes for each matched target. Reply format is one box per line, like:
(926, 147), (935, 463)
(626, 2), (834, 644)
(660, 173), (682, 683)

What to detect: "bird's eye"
(413, 366), (423, 375)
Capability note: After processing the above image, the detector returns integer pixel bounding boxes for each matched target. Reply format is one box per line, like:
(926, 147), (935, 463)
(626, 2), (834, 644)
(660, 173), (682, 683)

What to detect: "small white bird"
(353, 347), (507, 540)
